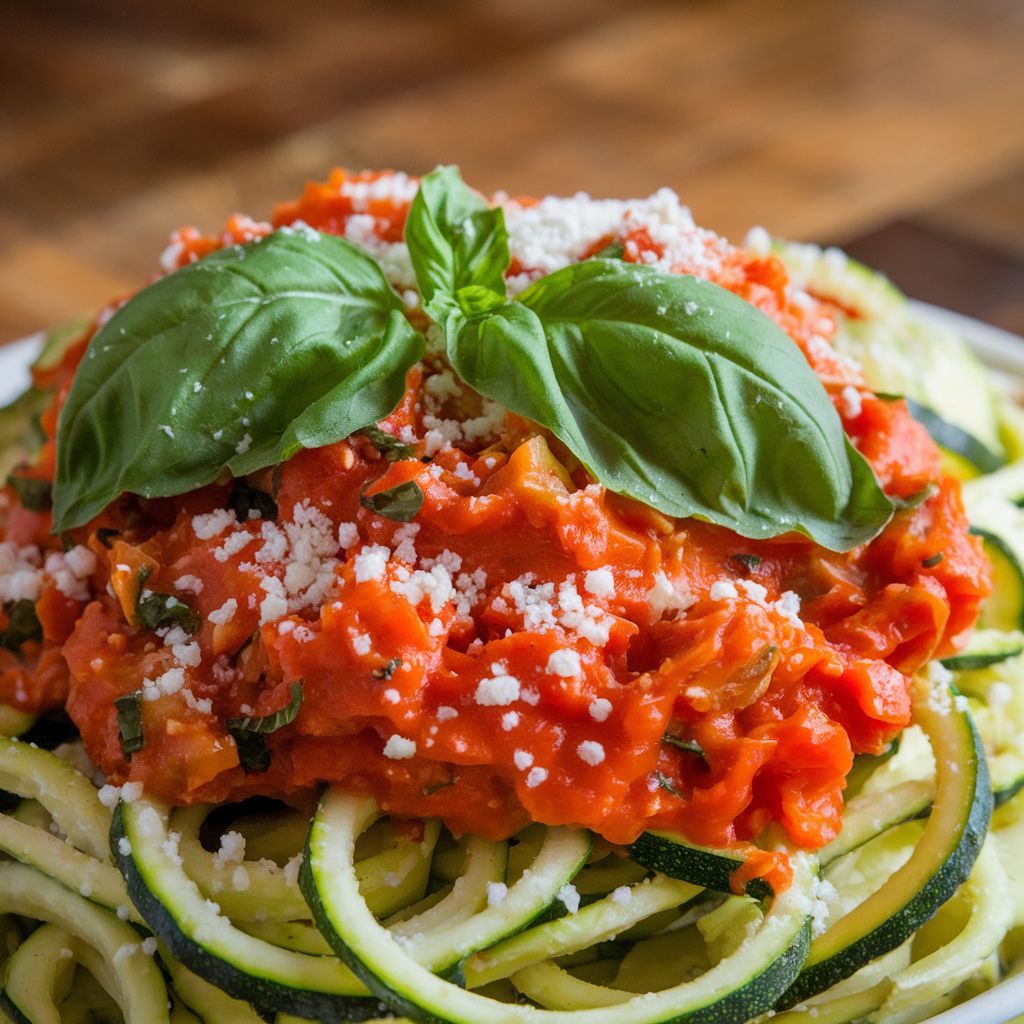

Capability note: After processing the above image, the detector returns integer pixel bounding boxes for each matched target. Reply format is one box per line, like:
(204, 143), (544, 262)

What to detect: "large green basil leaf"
(53, 231), (424, 531)
(405, 165), (509, 330)
(448, 259), (893, 551)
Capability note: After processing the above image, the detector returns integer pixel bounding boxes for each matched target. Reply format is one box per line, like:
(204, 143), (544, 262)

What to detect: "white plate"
(2, 312), (1024, 1021)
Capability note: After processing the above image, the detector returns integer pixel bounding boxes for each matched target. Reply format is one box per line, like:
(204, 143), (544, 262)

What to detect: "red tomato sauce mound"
(1, 171), (989, 892)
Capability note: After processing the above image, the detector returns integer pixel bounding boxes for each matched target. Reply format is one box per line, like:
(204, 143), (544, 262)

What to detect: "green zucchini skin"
(904, 398), (1005, 474)
(972, 528), (1024, 632)
(301, 789), (815, 1024)
(110, 803), (382, 1023)
(778, 689), (992, 1008)
(628, 832), (773, 900)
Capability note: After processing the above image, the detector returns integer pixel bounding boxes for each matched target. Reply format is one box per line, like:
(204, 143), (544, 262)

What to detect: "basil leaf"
(228, 681), (303, 774)
(360, 481), (424, 523)
(405, 165), (509, 330)
(6, 473), (52, 512)
(115, 691), (144, 758)
(448, 260), (894, 551)
(136, 590), (201, 635)
(359, 425), (415, 462)
(53, 232), (424, 531)
(227, 681), (304, 736)
(0, 600), (42, 652)
(233, 732), (271, 774)
(228, 479), (278, 522)
(662, 734), (707, 760)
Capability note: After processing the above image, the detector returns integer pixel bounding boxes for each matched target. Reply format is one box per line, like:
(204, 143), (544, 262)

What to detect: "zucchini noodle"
(1, 206), (1023, 1024)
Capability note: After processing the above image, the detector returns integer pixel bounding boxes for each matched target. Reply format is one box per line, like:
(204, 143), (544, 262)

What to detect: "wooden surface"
(1, 0), (1022, 340)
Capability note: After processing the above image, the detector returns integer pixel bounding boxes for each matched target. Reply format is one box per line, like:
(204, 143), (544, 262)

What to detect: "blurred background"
(0, 0), (1021, 340)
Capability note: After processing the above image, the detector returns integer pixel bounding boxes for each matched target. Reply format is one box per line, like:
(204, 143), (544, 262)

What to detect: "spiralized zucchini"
(3, 247), (1024, 1023)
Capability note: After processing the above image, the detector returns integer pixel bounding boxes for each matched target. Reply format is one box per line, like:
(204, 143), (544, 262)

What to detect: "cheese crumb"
(525, 766), (548, 788)
(557, 883), (580, 914)
(576, 740), (606, 766)
(584, 567), (615, 598)
(546, 649), (582, 678)
(475, 665), (521, 706)
(383, 735), (416, 760)
(588, 698), (612, 722)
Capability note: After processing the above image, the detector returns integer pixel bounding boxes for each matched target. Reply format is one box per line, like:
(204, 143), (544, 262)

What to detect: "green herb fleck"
(6, 473), (52, 512)
(371, 658), (403, 681)
(731, 554), (762, 572)
(360, 481), (424, 523)
(654, 771), (684, 798)
(0, 600), (42, 652)
(922, 552), (944, 568)
(228, 681), (304, 774)
(359, 425), (416, 462)
(228, 479), (278, 522)
(136, 587), (201, 635)
(115, 691), (144, 758)
(662, 735), (707, 760)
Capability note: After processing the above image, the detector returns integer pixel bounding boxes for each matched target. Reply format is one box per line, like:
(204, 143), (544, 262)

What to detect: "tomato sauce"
(0, 171), (989, 875)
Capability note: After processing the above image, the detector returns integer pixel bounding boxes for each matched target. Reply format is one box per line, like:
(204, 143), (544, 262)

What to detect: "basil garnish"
(359, 425), (415, 462)
(115, 691), (144, 758)
(0, 600), (42, 652)
(405, 165), (509, 332)
(134, 568), (200, 635)
(53, 232), (424, 531)
(360, 481), (424, 523)
(228, 681), (303, 773)
(443, 259), (894, 551)
(49, 164), (897, 553)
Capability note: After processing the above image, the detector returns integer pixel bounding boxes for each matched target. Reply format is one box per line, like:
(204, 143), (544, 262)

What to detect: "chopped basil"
(371, 658), (403, 681)
(359, 425), (416, 462)
(922, 552), (944, 568)
(115, 691), (144, 758)
(228, 681), (304, 774)
(731, 554), (763, 572)
(360, 481), (424, 523)
(662, 734), (707, 760)
(654, 771), (684, 798)
(6, 473), (52, 512)
(135, 583), (201, 635)
(228, 479), (278, 523)
(0, 600), (42, 652)
(233, 732), (271, 774)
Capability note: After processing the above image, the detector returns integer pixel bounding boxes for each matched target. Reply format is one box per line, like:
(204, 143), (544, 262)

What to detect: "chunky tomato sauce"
(0, 171), (989, 887)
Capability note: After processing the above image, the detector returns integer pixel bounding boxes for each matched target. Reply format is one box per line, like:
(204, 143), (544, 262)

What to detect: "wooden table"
(1, 0), (1022, 341)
